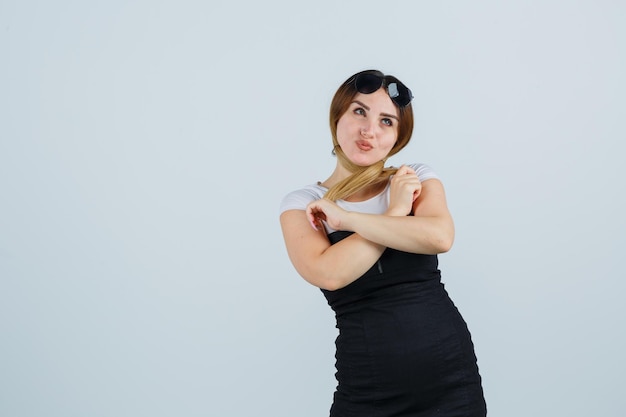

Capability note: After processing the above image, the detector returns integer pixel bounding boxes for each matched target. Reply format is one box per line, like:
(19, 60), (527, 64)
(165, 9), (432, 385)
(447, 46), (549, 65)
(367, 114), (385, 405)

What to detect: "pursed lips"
(356, 140), (373, 151)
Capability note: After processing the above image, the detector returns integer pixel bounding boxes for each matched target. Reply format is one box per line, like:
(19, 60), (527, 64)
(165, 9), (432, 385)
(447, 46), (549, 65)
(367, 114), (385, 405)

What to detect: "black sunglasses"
(354, 71), (413, 108)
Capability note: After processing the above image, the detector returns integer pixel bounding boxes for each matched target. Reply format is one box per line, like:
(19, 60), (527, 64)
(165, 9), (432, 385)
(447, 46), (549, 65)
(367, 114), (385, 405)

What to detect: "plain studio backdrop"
(1, 1), (624, 416)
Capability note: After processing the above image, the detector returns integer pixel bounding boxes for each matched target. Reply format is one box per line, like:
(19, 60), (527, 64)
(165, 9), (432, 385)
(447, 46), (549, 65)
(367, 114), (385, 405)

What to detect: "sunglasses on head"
(354, 71), (413, 108)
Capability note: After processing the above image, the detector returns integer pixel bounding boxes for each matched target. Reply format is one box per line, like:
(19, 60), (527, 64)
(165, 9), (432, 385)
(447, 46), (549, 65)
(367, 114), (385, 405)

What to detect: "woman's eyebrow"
(352, 100), (370, 110)
(352, 100), (399, 121)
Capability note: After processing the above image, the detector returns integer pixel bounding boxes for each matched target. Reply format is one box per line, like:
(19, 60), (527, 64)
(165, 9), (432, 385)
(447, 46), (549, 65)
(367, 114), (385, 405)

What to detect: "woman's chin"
(347, 155), (382, 167)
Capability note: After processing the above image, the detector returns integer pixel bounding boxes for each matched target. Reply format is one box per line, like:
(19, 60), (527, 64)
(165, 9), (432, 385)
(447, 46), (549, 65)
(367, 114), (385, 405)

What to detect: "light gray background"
(1, 1), (624, 416)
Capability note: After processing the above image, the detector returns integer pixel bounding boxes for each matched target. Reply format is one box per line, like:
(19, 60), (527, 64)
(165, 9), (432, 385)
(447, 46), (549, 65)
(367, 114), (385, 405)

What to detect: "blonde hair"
(325, 70), (414, 201)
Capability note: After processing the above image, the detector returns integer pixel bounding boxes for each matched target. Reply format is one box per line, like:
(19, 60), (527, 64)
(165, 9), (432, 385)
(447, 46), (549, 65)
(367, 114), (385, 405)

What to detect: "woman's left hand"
(306, 198), (350, 231)
(387, 165), (422, 216)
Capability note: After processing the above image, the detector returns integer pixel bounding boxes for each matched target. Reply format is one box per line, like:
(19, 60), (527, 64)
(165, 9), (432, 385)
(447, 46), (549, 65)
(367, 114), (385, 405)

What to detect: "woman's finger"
(306, 205), (318, 230)
(396, 164), (411, 176)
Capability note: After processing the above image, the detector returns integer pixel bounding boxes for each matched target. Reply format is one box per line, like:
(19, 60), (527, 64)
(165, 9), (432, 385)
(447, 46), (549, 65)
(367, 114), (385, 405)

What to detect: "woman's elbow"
(436, 236), (454, 253)
(434, 219), (455, 253)
(303, 275), (344, 291)
(427, 228), (455, 254)
(298, 266), (345, 291)
(317, 279), (343, 291)
(438, 229), (455, 253)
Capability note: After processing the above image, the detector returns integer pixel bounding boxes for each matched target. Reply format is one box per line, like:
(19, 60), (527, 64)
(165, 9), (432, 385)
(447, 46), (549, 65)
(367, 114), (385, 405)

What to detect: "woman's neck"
(319, 164), (387, 202)
(318, 161), (352, 188)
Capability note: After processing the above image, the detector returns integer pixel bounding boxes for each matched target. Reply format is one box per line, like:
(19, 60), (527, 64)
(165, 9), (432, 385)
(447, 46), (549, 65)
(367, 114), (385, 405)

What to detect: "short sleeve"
(279, 186), (324, 214)
(409, 163), (440, 182)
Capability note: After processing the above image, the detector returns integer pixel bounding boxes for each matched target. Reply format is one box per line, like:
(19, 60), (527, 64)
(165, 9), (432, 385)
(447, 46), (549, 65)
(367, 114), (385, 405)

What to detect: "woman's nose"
(360, 122), (375, 138)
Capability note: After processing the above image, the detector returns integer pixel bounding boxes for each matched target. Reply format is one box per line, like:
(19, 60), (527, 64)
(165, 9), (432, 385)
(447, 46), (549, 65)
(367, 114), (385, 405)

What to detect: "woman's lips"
(356, 140), (373, 151)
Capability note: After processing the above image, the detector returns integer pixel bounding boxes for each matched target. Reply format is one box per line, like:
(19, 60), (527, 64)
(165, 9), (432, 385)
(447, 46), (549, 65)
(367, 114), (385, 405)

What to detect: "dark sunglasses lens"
(355, 73), (383, 94)
(387, 82), (413, 107)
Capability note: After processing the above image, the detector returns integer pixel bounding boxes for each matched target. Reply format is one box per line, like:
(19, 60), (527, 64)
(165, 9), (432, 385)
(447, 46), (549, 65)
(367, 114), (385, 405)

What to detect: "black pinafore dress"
(322, 231), (486, 417)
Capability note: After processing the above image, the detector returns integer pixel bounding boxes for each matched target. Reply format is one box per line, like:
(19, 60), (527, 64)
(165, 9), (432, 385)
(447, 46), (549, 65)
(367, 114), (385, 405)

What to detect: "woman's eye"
(381, 118), (393, 127)
(354, 107), (365, 116)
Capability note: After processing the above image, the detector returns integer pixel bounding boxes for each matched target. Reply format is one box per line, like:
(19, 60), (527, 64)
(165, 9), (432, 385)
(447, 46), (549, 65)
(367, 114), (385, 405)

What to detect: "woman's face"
(336, 88), (399, 167)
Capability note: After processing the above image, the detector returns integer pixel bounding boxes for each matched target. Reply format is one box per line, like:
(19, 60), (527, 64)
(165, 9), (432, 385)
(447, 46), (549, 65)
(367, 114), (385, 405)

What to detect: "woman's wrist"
(384, 206), (409, 217)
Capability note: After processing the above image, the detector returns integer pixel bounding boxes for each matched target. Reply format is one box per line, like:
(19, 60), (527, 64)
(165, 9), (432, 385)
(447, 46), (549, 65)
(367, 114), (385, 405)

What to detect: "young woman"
(279, 69), (486, 416)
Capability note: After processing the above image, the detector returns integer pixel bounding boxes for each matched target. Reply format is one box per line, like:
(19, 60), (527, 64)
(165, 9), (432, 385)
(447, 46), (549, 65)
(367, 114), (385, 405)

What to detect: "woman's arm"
(305, 166), (455, 255)
(343, 178), (455, 254)
(281, 166), (454, 289)
(280, 210), (386, 291)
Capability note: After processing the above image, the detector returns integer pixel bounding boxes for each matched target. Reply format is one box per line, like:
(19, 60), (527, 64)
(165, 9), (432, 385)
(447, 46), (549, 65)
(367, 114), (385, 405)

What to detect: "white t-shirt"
(279, 163), (439, 234)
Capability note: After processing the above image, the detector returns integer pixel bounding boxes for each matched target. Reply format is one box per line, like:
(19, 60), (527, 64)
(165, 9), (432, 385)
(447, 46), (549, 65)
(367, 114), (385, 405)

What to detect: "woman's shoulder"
(279, 183), (326, 214)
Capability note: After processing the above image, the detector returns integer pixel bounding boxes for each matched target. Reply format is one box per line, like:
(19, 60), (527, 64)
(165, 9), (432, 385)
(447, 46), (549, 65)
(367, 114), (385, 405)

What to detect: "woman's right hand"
(306, 198), (349, 231)
(386, 165), (422, 216)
